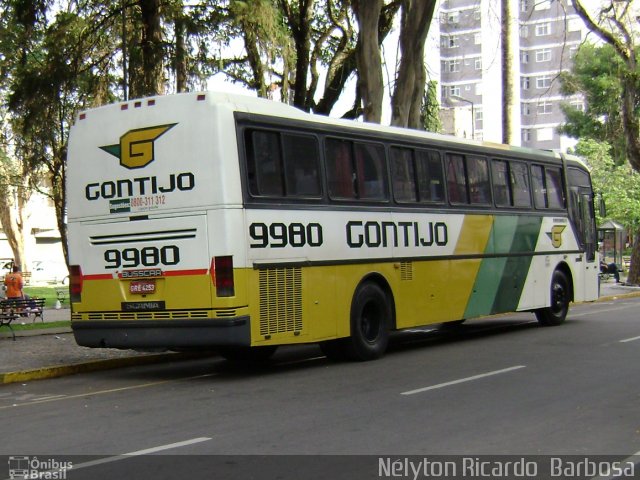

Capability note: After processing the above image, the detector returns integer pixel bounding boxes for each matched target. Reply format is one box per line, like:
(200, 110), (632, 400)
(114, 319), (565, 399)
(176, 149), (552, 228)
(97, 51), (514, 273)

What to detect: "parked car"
(30, 260), (69, 285)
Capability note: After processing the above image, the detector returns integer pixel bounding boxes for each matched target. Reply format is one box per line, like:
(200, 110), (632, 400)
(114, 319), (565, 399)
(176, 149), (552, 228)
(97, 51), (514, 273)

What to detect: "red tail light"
(69, 265), (83, 302)
(211, 256), (235, 297)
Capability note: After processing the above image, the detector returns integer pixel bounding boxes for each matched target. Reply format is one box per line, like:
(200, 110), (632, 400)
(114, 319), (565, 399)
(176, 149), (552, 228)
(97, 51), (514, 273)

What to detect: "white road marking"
(401, 365), (526, 396)
(589, 449), (640, 480)
(619, 335), (640, 343)
(0, 373), (217, 410)
(2, 438), (213, 480)
(72, 437), (213, 471)
(571, 303), (638, 318)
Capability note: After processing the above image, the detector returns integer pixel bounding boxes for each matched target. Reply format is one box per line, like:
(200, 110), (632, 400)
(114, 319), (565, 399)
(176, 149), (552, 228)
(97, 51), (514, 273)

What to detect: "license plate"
(130, 280), (156, 294)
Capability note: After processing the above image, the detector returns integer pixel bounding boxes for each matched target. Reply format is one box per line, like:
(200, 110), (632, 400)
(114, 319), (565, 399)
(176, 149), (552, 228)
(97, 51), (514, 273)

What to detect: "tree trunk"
(0, 190), (25, 271)
(626, 227), (640, 285)
(174, 9), (187, 93)
(390, 0), (437, 129)
(352, 0), (384, 123)
(501, 0), (513, 144)
(287, 0), (314, 111)
(139, 0), (164, 97)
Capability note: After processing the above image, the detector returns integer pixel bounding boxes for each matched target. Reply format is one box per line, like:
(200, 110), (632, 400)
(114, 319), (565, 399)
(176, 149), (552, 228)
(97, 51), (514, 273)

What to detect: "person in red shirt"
(4, 265), (24, 299)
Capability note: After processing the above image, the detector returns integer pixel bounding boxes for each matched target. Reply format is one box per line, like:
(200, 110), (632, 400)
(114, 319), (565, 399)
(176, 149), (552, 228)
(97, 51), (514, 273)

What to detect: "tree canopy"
(0, 0), (440, 269)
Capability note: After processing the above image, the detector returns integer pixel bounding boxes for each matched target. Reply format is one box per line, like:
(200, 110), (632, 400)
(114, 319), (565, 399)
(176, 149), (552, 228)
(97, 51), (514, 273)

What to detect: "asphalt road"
(1, 298), (639, 479)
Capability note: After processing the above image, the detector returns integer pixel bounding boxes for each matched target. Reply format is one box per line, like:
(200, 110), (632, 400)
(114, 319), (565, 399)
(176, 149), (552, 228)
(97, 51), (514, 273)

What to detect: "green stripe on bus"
(463, 216), (518, 318)
(464, 216), (543, 318)
(491, 216), (543, 313)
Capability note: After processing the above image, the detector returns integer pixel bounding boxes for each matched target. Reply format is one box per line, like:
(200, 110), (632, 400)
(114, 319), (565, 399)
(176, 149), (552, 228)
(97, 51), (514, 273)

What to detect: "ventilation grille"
(400, 262), (413, 281)
(259, 267), (302, 336)
(73, 309), (234, 321)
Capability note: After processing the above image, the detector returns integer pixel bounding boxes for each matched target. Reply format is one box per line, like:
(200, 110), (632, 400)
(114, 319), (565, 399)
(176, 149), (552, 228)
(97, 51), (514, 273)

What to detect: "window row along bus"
(66, 91), (600, 361)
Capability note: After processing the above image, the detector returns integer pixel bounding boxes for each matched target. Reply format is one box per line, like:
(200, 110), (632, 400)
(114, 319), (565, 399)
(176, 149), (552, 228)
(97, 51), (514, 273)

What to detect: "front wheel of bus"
(535, 270), (570, 326)
(346, 282), (391, 361)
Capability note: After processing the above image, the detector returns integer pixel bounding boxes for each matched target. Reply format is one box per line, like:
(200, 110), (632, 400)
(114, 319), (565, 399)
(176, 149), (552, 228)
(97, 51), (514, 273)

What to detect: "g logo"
(547, 225), (566, 248)
(100, 124), (176, 169)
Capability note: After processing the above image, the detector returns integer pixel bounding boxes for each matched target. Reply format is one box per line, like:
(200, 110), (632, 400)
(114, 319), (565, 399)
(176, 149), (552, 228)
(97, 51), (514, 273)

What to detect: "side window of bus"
(245, 129), (321, 199)
(532, 164), (565, 209)
(492, 160), (532, 208)
(446, 154), (490, 205)
(545, 167), (565, 209)
(246, 130), (284, 196)
(326, 138), (356, 199)
(511, 161), (532, 207)
(282, 133), (321, 197)
(354, 142), (388, 200)
(531, 164), (546, 208)
(390, 147), (444, 203)
(326, 138), (388, 201)
(416, 150), (445, 202)
(492, 160), (511, 207)
(390, 147), (417, 202)
(446, 154), (468, 204)
(467, 156), (491, 204)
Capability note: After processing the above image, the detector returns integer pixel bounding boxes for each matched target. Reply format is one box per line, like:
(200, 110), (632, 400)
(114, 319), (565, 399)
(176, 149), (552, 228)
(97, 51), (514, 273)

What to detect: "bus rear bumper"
(71, 317), (251, 350)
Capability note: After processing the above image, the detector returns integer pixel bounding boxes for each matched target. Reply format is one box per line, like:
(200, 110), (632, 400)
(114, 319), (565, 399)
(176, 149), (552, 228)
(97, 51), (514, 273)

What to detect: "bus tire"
(535, 269), (570, 326)
(345, 282), (391, 361)
(218, 345), (278, 362)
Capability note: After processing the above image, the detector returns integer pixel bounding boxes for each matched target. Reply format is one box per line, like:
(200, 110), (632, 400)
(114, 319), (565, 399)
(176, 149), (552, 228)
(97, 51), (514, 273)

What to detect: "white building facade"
(434, 0), (586, 150)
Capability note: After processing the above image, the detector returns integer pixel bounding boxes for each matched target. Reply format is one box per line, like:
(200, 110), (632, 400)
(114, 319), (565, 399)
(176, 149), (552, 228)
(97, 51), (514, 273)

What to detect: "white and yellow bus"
(67, 91), (599, 361)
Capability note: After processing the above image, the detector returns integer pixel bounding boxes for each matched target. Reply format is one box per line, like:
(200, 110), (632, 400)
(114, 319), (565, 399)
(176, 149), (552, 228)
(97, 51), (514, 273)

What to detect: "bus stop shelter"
(598, 220), (625, 270)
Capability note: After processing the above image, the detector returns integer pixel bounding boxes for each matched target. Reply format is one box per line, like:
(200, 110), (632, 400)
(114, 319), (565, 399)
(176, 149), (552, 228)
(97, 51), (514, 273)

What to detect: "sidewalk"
(1, 281), (639, 385)
(0, 308), (205, 384)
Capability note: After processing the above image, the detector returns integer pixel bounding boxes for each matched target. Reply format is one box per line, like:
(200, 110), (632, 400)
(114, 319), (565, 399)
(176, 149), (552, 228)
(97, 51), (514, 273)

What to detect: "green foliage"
(559, 43), (639, 166)
(573, 139), (640, 229)
(421, 80), (441, 132)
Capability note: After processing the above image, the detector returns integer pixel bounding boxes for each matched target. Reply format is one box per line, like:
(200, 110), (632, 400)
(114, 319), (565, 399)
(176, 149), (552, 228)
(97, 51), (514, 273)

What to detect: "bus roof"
(77, 90), (563, 164)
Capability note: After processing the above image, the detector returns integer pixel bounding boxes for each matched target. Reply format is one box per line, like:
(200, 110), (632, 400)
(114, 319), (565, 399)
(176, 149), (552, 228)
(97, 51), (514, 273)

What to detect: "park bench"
(0, 311), (18, 341)
(55, 287), (69, 306)
(0, 297), (46, 323)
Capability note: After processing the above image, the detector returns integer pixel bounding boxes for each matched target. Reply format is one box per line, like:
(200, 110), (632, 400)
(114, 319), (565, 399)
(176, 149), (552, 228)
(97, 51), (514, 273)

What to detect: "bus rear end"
(67, 93), (249, 350)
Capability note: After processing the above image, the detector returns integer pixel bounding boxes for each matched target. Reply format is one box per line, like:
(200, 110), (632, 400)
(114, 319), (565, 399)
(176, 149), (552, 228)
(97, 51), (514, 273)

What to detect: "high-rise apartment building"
(434, 0), (586, 150)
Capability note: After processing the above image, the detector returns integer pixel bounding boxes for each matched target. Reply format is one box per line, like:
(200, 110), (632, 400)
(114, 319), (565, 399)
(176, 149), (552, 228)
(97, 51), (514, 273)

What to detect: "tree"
(421, 80), (441, 132)
(559, 43), (628, 165)
(352, 0), (384, 122)
(573, 139), (640, 229)
(390, 0), (437, 129)
(564, 0), (640, 284)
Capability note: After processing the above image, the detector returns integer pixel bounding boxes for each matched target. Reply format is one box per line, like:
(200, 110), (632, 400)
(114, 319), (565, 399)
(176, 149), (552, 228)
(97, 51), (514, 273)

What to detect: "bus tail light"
(211, 256), (235, 297)
(69, 265), (83, 303)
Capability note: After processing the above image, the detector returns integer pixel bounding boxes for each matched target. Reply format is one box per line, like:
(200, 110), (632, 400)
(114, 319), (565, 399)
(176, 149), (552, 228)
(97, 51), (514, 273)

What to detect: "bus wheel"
(345, 282), (391, 361)
(535, 270), (570, 326)
(218, 345), (278, 362)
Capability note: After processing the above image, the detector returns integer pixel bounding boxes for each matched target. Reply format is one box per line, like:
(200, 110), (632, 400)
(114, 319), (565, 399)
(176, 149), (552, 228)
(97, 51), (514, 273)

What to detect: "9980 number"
(249, 222), (323, 248)
(104, 245), (180, 269)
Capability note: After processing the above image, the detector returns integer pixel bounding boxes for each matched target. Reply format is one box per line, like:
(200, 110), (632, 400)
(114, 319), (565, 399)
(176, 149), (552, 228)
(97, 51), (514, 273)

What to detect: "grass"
(1, 286), (70, 332)
(8, 320), (71, 331)
(23, 286), (69, 308)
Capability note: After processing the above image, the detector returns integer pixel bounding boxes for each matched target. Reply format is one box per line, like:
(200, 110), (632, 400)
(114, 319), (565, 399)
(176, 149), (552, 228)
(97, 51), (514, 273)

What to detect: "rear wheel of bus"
(321, 281), (391, 361)
(535, 269), (571, 326)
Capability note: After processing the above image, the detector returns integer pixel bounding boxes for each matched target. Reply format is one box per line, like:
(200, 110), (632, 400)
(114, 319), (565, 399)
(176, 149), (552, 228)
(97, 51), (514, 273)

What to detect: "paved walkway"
(1, 281), (638, 384)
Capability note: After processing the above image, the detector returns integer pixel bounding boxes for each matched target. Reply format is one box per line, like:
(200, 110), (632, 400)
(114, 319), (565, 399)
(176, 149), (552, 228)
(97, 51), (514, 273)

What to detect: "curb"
(0, 352), (213, 385)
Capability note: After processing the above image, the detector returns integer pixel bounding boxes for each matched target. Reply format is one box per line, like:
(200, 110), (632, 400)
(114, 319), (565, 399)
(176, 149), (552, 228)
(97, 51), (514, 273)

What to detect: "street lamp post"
(448, 95), (475, 140)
